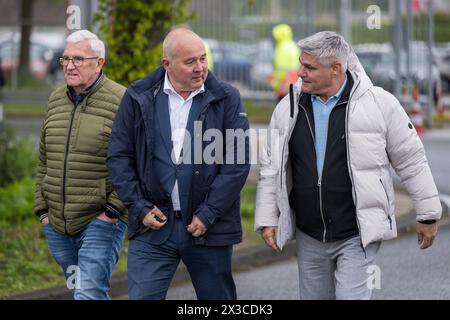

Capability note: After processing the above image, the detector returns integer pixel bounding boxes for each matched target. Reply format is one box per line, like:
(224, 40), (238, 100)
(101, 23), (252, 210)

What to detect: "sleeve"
(194, 86), (251, 229)
(106, 91), (154, 230)
(33, 116), (49, 218)
(381, 89), (442, 221)
(254, 101), (284, 232)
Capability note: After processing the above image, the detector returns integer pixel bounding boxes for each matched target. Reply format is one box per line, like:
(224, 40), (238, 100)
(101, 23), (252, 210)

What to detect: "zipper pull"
(317, 176), (322, 187)
(388, 215), (392, 230)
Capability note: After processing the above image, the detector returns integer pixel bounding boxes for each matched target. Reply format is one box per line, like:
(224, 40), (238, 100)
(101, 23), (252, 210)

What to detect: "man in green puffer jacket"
(34, 30), (127, 300)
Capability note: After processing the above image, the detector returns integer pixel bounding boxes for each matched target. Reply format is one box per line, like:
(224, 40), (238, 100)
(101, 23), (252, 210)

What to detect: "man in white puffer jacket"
(254, 31), (442, 300)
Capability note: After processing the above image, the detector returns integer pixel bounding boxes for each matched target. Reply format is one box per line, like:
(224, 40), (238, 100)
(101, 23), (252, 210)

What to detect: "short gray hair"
(66, 30), (105, 59)
(297, 31), (349, 72)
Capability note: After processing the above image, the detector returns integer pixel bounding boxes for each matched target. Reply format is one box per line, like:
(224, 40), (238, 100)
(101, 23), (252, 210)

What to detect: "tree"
(94, 0), (194, 86)
(18, 0), (33, 80)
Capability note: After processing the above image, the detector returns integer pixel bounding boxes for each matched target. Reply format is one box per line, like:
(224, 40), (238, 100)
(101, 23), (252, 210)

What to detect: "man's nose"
(297, 66), (306, 78)
(66, 60), (76, 69)
(194, 60), (203, 71)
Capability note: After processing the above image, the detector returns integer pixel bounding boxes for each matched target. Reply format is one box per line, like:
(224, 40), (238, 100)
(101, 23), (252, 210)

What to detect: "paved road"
(421, 129), (450, 195)
(166, 222), (450, 300)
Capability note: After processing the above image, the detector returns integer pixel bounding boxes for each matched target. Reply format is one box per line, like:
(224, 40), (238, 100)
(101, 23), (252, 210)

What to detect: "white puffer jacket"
(254, 59), (442, 249)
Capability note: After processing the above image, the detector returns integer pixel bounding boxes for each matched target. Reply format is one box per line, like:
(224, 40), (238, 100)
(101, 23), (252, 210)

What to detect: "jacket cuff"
(37, 210), (48, 222)
(194, 205), (218, 229)
(35, 208), (48, 217)
(418, 219), (436, 224)
(139, 205), (154, 224)
(106, 203), (122, 218)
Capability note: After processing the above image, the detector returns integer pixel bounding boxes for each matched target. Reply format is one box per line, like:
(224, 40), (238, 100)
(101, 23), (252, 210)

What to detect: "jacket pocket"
(72, 113), (106, 155)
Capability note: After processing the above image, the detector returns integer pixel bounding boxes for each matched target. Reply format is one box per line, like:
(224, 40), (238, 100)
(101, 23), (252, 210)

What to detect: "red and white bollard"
(410, 86), (425, 136)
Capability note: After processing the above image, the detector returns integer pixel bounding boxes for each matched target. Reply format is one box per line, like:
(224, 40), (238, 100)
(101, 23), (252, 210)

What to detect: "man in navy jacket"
(107, 28), (250, 300)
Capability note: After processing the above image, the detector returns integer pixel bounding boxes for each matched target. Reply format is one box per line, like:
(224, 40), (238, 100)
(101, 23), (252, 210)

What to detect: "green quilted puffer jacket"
(34, 75), (127, 235)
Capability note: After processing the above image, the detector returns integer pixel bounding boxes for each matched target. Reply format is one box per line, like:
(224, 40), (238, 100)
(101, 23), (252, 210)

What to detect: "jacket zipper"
(379, 178), (393, 230)
(319, 100), (348, 243)
(280, 141), (285, 188)
(299, 103), (328, 242)
(344, 79), (366, 256)
(62, 103), (78, 234)
(280, 94), (300, 188)
(317, 176), (327, 242)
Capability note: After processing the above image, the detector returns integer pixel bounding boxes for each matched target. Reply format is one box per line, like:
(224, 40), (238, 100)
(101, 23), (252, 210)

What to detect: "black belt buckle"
(174, 210), (182, 219)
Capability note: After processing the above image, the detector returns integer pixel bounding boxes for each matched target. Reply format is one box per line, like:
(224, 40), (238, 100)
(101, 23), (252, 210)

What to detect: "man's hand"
(416, 222), (438, 250)
(96, 211), (118, 224)
(142, 207), (167, 230)
(261, 227), (280, 252)
(41, 217), (49, 225)
(187, 215), (207, 238)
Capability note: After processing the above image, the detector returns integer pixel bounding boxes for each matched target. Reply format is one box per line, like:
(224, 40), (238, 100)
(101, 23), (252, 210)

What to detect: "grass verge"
(0, 223), (65, 297)
(243, 100), (274, 124)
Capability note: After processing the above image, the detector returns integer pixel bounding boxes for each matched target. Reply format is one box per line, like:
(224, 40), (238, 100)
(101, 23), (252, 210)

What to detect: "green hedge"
(0, 177), (36, 227)
(0, 127), (38, 188)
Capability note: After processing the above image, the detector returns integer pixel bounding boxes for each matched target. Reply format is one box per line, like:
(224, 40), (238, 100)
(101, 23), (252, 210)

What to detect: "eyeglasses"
(59, 56), (99, 67)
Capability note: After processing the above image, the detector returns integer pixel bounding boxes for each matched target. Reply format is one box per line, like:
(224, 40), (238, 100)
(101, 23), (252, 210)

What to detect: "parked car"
(47, 47), (64, 83)
(0, 31), (64, 81)
(435, 46), (450, 93)
(353, 43), (391, 79)
(0, 39), (53, 80)
(248, 39), (274, 91)
(205, 39), (252, 85)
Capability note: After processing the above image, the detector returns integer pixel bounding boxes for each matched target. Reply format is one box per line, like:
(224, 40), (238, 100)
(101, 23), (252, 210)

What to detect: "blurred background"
(1, 0), (450, 100)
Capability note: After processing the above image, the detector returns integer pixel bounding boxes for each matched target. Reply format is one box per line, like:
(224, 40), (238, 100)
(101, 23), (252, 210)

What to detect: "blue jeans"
(128, 217), (236, 300)
(43, 218), (126, 300)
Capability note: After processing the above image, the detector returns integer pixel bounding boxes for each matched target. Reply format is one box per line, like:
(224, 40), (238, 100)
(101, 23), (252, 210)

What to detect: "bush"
(0, 176), (36, 226)
(94, 0), (194, 86)
(0, 126), (38, 188)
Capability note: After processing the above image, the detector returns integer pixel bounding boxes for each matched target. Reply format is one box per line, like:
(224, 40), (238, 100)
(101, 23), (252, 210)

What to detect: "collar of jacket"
(66, 71), (105, 104)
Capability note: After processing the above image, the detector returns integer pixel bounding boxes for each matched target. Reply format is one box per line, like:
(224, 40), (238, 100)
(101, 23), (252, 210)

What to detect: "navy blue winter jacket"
(106, 67), (250, 245)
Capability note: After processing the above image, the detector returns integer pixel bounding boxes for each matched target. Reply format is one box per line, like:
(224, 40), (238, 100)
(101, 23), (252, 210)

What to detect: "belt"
(174, 210), (182, 219)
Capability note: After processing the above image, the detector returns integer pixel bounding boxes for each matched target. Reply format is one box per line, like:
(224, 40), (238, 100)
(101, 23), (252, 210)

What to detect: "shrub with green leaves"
(0, 176), (36, 226)
(94, 0), (194, 86)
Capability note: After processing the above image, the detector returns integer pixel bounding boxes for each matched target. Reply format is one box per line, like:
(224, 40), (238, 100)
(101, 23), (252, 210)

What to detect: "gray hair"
(66, 30), (105, 59)
(297, 31), (349, 72)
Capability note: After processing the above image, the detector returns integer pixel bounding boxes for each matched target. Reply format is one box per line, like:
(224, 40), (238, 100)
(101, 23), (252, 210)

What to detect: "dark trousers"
(127, 215), (236, 300)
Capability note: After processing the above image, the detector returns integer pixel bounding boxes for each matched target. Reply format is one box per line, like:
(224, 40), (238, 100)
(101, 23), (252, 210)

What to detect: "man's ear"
(97, 57), (105, 71)
(162, 58), (170, 71)
(332, 62), (342, 76)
